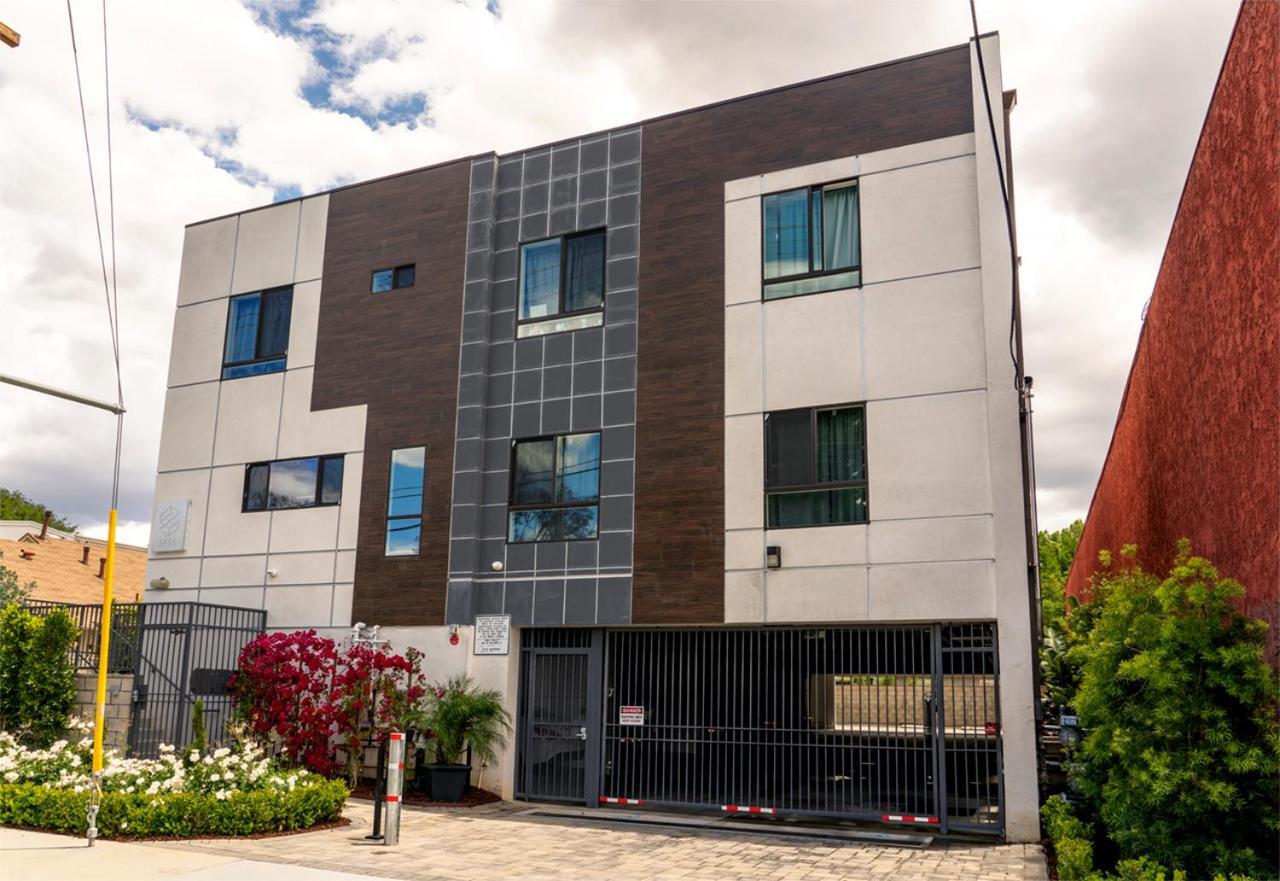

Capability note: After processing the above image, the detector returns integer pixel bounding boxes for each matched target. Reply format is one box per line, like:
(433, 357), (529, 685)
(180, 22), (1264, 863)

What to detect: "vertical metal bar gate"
(517, 623), (1003, 835)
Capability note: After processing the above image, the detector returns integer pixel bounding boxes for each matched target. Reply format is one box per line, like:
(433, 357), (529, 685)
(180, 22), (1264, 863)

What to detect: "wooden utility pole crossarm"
(0, 20), (20, 48)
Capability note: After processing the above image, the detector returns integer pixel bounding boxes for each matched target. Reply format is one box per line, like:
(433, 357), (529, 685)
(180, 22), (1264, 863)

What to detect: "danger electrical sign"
(619, 705), (645, 726)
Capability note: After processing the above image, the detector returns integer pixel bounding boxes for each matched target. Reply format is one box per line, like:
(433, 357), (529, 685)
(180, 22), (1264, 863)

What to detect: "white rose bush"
(0, 718), (347, 838)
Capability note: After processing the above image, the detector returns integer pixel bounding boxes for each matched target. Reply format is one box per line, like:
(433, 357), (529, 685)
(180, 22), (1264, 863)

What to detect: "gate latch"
(577, 726), (588, 741)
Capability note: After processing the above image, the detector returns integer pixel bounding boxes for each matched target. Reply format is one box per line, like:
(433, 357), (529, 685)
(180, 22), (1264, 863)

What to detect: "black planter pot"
(427, 764), (471, 802)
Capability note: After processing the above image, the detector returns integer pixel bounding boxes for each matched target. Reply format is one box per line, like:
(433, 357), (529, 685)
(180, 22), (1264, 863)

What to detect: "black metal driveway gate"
(516, 623), (1003, 836)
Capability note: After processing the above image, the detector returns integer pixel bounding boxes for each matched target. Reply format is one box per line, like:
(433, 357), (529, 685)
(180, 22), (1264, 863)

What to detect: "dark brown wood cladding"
(311, 159), (472, 627)
(633, 45), (976, 625)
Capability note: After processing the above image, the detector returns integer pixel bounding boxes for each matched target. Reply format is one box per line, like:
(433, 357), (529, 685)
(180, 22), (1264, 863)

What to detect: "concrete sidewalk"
(0, 825), (396, 881)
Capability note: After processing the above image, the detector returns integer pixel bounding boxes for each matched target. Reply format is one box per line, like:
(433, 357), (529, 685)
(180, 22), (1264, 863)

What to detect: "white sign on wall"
(151, 499), (190, 553)
(474, 614), (511, 656)
(619, 705), (645, 726)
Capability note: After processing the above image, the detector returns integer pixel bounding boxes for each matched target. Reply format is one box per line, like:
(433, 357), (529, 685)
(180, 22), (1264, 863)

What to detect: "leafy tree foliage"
(0, 605), (78, 746)
(0, 551), (36, 607)
(1039, 519), (1084, 634)
(0, 488), (76, 532)
(1072, 543), (1279, 878)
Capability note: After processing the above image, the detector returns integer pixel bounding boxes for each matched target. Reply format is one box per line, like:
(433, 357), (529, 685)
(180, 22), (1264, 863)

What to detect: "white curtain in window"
(822, 186), (859, 270)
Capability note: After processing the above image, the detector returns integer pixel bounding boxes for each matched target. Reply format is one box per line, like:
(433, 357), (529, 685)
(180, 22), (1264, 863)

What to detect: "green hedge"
(0, 779), (348, 838)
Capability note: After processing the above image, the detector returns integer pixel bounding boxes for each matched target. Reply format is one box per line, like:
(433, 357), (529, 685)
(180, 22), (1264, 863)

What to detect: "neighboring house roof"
(0, 519), (147, 552)
(0, 535), (148, 605)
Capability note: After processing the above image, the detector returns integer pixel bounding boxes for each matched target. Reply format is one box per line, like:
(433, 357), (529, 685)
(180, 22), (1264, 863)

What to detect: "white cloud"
(0, 0), (1240, 544)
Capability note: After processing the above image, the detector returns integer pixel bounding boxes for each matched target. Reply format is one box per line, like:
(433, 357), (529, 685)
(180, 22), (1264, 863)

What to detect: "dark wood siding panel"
(634, 46), (975, 625)
(312, 160), (472, 627)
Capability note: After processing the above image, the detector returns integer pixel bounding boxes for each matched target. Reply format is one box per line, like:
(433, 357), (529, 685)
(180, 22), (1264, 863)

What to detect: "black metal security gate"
(129, 603), (267, 757)
(516, 623), (1003, 835)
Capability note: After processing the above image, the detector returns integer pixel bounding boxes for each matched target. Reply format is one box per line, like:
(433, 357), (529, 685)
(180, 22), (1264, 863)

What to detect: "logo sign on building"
(151, 499), (189, 553)
(473, 614), (511, 656)
(619, 705), (645, 726)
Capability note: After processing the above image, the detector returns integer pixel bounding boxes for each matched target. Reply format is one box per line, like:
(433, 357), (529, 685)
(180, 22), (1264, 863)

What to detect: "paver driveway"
(153, 800), (1047, 881)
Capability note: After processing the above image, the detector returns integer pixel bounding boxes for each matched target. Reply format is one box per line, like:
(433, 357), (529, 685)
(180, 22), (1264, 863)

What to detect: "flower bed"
(0, 721), (348, 838)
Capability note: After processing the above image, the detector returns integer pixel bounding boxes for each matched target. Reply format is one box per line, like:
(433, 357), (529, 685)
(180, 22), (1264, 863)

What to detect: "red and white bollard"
(384, 731), (404, 846)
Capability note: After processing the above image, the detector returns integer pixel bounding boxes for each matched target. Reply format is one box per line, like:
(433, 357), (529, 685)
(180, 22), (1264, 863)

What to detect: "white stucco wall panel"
(724, 415), (764, 530)
(863, 269), (987, 400)
(868, 514), (995, 565)
(143, 556), (202, 592)
(204, 466), (270, 556)
(167, 299), (229, 387)
(265, 550), (337, 586)
(211, 373), (285, 466)
(725, 529), (764, 571)
(724, 302), (763, 416)
(263, 583), (335, 628)
(724, 197), (762, 306)
(866, 559), (996, 619)
(231, 201), (301, 295)
(866, 391), (992, 521)
(765, 567), (868, 623)
(294, 195), (329, 284)
(176, 217), (237, 307)
(268, 506), (341, 555)
(200, 554), (267, 588)
(764, 524), (868, 568)
(285, 280), (322, 370)
(859, 155), (981, 285)
(762, 288), (863, 412)
(276, 367), (366, 459)
(156, 383), (219, 472)
(724, 570), (765, 622)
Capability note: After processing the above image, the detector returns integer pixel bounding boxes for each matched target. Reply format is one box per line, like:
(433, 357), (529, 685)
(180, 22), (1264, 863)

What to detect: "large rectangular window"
(765, 405), (867, 528)
(386, 447), (425, 557)
(762, 181), (860, 300)
(508, 432), (600, 542)
(222, 286), (293, 379)
(242, 454), (344, 512)
(517, 230), (605, 338)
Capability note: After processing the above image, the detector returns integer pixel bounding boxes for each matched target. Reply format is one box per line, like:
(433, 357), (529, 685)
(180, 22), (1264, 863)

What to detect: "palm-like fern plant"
(418, 675), (511, 767)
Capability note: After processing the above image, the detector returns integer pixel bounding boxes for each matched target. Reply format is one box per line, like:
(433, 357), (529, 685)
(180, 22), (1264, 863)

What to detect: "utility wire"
(968, 0), (1022, 393)
(65, 0), (124, 509)
(101, 0), (124, 509)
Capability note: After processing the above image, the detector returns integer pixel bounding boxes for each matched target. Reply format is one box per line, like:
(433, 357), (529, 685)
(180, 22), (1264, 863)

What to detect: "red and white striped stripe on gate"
(722, 805), (776, 815)
(599, 796), (643, 805)
(880, 814), (938, 825)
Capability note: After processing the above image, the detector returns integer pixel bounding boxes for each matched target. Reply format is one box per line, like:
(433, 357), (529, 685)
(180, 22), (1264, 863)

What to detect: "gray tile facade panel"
(446, 129), (641, 627)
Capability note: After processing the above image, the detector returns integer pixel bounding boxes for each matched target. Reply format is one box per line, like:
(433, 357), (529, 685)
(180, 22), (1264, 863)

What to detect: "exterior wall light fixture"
(765, 545), (782, 569)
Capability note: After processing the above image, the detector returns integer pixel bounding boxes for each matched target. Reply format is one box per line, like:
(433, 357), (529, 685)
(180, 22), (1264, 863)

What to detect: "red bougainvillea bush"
(231, 631), (426, 783)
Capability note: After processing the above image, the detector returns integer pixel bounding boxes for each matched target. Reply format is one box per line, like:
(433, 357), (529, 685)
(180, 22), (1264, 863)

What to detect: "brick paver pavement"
(152, 800), (1046, 881)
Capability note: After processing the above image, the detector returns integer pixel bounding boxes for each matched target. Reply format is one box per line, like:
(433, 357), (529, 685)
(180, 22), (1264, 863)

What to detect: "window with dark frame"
(222, 286), (293, 379)
(508, 432), (600, 542)
(516, 229), (605, 338)
(242, 454), (344, 512)
(385, 446), (425, 557)
(371, 264), (416, 293)
(762, 180), (860, 301)
(765, 405), (867, 528)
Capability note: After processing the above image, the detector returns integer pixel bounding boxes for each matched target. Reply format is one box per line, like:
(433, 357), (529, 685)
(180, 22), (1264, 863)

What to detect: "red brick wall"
(1066, 0), (1279, 666)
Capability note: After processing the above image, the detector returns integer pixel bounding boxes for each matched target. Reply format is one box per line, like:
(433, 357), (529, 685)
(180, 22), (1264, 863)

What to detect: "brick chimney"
(81, 545), (91, 565)
(97, 557), (106, 579)
(39, 510), (50, 540)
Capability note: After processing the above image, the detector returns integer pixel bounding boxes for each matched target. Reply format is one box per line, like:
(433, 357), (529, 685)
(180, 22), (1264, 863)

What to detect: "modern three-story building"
(145, 34), (1040, 839)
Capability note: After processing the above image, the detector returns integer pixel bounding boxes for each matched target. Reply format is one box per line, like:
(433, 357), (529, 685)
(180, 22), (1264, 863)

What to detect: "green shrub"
(0, 605), (78, 745)
(191, 698), (207, 754)
(0, 778), (348, 838)
(1054, 836), (1096, 881)
(1072, 543), (1280, 878)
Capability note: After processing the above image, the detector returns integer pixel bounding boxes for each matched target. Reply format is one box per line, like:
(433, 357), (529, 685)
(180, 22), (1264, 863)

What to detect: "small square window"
(371, 264), (416, 293)
(222, 287), (292, 380)
(762, 181), (860, 300)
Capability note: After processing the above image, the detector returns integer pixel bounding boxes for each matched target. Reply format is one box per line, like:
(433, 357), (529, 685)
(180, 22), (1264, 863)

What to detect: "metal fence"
(24, 601), (266, 757)
(517, 623), (1003, 835)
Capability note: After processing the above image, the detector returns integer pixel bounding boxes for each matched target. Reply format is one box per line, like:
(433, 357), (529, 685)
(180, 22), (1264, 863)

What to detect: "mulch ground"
(348, 781), (503, 808)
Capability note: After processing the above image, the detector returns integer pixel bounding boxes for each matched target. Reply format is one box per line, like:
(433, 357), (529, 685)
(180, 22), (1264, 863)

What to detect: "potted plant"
(416, 675), (510, 802)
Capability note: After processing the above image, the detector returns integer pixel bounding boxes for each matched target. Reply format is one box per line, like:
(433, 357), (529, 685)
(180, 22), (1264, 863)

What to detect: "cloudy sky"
(0, 0), (1239, 547)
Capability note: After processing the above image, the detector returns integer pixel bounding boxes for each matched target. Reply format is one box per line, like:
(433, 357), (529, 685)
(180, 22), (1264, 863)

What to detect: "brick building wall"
(1066, 0), (1279, 666)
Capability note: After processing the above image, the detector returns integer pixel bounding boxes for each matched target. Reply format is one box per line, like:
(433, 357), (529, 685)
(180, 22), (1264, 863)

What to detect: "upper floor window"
(372, 264), (416, 293)
(223, 286), (292, 379)
(765, 405), (867, 528)
(508, 432), (600, 542)
(386, 446), (425, 556)
(517, 230), (605, 338)
(243, 454), (344, 512)
(762, 181), (860, 300)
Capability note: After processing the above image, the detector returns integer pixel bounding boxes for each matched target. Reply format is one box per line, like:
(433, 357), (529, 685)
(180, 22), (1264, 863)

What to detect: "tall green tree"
(1038, 519), (1083, 635)
(0, 488), (76, 532)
